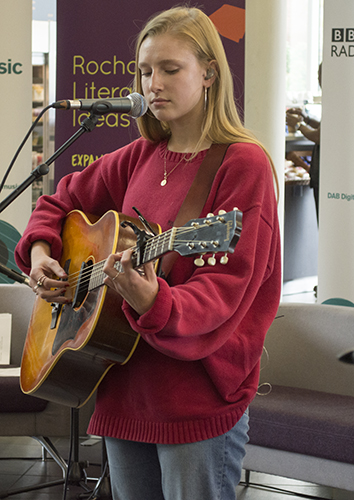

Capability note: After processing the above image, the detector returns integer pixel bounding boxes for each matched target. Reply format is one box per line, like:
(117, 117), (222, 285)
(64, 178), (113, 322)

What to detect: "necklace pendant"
(160, 179), (167, 187)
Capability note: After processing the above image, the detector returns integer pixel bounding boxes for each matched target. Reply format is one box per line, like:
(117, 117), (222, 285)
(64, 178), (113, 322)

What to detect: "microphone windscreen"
(129, 93), (148, 118)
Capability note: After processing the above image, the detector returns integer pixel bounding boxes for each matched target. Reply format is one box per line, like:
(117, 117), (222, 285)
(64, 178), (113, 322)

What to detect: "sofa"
(244, 302), (354, 496)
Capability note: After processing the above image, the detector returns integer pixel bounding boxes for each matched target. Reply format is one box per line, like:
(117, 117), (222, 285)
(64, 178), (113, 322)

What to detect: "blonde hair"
(134, 6), (278, 193)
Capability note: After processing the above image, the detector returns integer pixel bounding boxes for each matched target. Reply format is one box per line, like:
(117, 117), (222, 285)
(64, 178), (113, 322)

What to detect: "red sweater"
(15, 138), (281, 444)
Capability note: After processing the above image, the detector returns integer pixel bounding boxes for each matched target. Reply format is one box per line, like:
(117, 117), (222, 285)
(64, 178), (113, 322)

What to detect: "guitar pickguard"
(52, 287), (100, 356)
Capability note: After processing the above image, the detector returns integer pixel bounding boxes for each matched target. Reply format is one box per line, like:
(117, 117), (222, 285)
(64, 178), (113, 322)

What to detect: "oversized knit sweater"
(15, 138), (281, 444)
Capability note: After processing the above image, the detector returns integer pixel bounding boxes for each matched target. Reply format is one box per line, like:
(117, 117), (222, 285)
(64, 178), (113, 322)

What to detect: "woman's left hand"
(103, 248), (159, 316)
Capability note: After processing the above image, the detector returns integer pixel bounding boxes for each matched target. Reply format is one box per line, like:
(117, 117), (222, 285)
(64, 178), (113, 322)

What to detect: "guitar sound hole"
(72, 259), (93, 309)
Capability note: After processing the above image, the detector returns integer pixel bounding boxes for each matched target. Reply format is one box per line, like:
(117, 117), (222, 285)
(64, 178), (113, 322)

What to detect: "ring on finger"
(33, 284), (39, 293)
(112, 271), (120, 281)
(37, 275), (47, 287)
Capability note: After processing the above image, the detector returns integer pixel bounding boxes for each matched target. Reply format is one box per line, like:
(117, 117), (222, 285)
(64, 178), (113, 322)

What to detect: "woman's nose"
(150, 70), (163, 93)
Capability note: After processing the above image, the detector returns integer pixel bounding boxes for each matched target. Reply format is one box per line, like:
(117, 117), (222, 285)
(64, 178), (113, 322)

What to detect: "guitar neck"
(89, 228), (176, 291)
(81, 209), (241, 294)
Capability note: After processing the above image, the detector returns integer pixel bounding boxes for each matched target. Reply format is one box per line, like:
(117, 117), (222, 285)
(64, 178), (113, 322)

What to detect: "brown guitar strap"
(161, 143), (230, 278)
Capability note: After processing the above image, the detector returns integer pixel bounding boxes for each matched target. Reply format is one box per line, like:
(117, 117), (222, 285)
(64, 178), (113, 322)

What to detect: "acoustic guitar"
(20, 208), (242, 408)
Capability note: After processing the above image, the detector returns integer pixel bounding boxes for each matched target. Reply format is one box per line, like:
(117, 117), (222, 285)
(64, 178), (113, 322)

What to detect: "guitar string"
(60, 222), (226, 292)
(64, 223), (211, 287)
(65, 237), (211, 292)
(62, 226), (173, 286)
(64, 226), (176, 288)
(65, 220), (232, 292)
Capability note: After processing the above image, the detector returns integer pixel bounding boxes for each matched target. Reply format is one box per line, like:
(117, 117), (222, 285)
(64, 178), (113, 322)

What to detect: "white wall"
(0, 2), (33, 234)
(318, 0), (354, 304)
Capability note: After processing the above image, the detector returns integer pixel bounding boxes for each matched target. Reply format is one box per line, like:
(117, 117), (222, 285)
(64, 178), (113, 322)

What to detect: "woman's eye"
(141, 71), (151, 77)
(166, 69), (179, 75)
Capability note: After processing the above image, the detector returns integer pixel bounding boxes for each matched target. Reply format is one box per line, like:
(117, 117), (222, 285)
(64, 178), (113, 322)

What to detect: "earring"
(204, 87), (208, 112)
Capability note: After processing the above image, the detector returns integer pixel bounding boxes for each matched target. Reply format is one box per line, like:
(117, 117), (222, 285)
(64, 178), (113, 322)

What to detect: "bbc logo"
(332, 28), (354, 42)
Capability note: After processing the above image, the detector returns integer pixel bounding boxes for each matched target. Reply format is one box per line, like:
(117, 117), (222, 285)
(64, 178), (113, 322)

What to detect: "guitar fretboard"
(85, 227), (177, 291)
(62, 210), (240, 297)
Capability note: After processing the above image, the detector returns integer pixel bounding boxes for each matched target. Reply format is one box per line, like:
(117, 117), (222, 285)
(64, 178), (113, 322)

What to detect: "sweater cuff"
(15, 230), (63, 276)
(122, 277), (172, 334)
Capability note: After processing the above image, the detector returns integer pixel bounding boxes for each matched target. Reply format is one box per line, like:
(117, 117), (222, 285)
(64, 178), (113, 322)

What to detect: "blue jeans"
(105, 411), (249, 500)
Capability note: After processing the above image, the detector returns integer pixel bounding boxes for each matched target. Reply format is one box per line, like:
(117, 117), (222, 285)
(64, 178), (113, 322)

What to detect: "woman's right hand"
(30, 240), (70, 303)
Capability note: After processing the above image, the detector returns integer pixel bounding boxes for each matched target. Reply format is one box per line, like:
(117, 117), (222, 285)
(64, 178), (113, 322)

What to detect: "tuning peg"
(208, 254), (216, 266)
(194, 255), (205, 267)
(216, 210), (227, 223)
(220, 253), (229, 265)
(205, 214), (214, 225)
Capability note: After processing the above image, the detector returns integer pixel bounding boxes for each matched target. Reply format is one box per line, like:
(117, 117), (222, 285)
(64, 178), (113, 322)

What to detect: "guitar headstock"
(173, 208), (242, 266)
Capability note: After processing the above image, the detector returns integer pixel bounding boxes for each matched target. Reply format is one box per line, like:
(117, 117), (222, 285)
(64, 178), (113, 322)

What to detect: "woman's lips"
(151, 98), (169, 107)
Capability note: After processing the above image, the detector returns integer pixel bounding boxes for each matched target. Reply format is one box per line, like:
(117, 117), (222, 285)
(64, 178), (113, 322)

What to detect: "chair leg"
(33, 435), (67, 477)
(0, 438), (66, 499)
(241, 469), (333, 499)
(0, 409), (88, 498)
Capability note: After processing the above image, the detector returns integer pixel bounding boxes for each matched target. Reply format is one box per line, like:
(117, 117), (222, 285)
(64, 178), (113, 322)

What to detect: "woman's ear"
(205, 68), (215, 80)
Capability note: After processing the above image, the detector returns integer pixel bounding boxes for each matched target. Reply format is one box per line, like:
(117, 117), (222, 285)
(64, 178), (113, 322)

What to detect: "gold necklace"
(161, 148), (187, 186)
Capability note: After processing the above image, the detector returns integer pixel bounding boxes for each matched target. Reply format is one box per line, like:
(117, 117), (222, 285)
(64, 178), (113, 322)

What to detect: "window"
(286, 0), (323, 119)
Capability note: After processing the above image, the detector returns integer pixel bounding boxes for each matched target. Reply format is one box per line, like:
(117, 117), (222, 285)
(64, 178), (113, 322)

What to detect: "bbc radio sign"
(331, 28), (354, 56)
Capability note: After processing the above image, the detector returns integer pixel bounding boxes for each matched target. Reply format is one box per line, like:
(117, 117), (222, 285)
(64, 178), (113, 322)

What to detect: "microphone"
(0, 263), (30, 286)
(52, 92), (148, 118)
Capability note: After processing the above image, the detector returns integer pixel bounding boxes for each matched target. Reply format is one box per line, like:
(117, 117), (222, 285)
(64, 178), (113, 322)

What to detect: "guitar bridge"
(50, 302), (62, 330)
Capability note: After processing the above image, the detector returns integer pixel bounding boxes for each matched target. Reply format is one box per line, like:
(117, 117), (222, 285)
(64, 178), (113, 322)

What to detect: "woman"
(15, 6), (281, 500)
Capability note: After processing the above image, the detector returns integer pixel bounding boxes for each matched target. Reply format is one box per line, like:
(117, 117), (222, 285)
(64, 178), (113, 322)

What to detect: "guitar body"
(20, 210), (160, 408)
(20, 208), (242, 409)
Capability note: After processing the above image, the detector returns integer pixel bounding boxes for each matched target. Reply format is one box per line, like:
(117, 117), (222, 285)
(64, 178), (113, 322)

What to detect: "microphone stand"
(0, 112), (99, 214)
(0, 110), (113, 498)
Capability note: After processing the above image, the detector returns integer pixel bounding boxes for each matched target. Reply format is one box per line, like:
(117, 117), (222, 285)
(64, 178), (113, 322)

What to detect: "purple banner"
(55, 1), (245, 185)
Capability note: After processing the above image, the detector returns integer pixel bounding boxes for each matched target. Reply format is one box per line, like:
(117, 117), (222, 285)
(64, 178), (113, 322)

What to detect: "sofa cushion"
(249, 385), (354, 464)
(0, 366), (47, 412)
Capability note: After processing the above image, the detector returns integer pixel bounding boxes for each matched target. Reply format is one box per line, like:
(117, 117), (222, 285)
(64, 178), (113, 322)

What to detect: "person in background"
(286, 63), (322, 222)
(15, 7), (281, 500)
